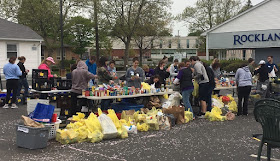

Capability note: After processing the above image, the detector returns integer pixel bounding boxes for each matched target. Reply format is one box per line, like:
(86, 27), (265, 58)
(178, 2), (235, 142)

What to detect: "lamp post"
(60, 0), (66, 76)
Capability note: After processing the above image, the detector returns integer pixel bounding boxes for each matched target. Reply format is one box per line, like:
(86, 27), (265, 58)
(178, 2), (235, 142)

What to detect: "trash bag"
(56, 129), (78, 144)
(98, 114), (118, 139)
(158, 115), (171, 130)
(88, 130), (103, 143)
(107, 109), (121, 129)
(124, 125), (138, 134)
(72, 113), (85, 121)
(192, 80), (199, 98)
(212, 98), (224, 108)
(205, 106), (226, 121)
(228, 100), (238, 113)
(32, 103), (55, 123)
(162, 106), (185, 125)
(164, 114), (176, 127)
(137, 123), (149, 132)
(184, 109), (193, 123)
(225, 111), (235, 121)
(146, 116), (159, 131)
(121, 110), (135, 122)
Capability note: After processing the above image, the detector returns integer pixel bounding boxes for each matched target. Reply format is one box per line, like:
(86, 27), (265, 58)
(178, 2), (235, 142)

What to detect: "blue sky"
(171, 0), (264, 36)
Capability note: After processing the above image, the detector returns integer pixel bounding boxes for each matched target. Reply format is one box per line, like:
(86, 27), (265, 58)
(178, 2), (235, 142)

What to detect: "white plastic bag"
(167, 92), (182, 107)
(98, 114), (118, 139)
(124, 125), (137, 134)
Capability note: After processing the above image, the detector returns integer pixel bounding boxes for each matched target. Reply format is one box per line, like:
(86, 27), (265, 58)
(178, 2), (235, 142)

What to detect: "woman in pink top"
(38, 57), (56, 79)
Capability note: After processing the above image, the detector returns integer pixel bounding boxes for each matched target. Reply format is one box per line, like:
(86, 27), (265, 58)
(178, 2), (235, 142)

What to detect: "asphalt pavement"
(0, 102), (279, 161)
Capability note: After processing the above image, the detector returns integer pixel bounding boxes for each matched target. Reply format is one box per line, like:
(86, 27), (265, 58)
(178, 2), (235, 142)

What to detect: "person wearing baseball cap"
(38, 57), (57, 79)
(254, 60), (269, 97)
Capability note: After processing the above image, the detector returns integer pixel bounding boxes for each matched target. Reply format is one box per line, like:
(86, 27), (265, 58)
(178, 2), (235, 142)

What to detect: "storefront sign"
(207, 29), (280, 49)
(234, 33), (280, 45)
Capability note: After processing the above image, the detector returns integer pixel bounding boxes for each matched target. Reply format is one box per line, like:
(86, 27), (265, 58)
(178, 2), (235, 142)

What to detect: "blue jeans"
(182, 89), (194, 114)
(207, 86), (215, 111)
(17, 78), (29, 97)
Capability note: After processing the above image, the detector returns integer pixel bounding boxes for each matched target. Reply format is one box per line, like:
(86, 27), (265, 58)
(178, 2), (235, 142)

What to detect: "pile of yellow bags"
(205, 106), (226, 121)
(56, 109), (129, 144)
(56, 112), (103, 144)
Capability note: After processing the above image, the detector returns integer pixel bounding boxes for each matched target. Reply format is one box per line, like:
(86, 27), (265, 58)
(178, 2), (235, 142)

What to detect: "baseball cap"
(259, 60), (266, 65)
(46, 57), (55, 64)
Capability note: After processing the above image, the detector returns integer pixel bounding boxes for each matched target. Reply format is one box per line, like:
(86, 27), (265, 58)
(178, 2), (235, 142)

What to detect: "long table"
(214, 86), (236, 96)
(30, 89), (71, 94)
(78, 91), (175, 100)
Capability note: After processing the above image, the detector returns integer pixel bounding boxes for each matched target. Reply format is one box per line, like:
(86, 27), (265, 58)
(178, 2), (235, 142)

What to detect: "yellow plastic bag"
(137, 123), (149, 132)
(192, 80), (199, 98)
(141, 82), (151, 90)
(117, 126), (128, 139)
(205, 106), (226, 121)
(72, 112), (85, 121)
(88, 130), (103, 143)
(107, 109), (121, 129)
(146, 116), (159, 131)
(228, 100), (238, 113)
(120, 119), (128, 126)
(185, 109), (193, 123)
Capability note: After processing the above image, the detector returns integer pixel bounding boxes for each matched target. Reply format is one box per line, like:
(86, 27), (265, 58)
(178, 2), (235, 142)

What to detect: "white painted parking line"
(250, 154), (280, 161)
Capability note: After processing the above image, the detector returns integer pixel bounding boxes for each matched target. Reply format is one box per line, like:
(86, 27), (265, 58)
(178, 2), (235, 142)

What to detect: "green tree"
(1, 0), (88, 57)
(238, 0), (253, 14)
(178, 0), (241, 33)
(101, 0), (171, 67)
(133, 1), (172, 66)
(64, 16), (94, 57)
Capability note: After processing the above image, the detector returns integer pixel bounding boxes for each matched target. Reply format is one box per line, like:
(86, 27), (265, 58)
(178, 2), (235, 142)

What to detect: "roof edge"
(0, 38), (44, 42)
(201, 0), (271, 36)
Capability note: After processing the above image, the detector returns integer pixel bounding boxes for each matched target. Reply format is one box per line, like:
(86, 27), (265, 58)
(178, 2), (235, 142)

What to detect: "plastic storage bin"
(32, 79), (51, 91)
(44, 119), (62, 140)
(111, 102), (144, 112)
(32, 69), (48, 79)
(57, 79), (72, 90)
(27, 99), (49, 115)
(16, 124), (50, 149)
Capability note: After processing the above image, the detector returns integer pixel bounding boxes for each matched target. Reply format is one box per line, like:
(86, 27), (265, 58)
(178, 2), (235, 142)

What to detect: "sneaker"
(197, 115), (205, 119)
(2, 104), (9, 109)
(11, 104), (18, 109)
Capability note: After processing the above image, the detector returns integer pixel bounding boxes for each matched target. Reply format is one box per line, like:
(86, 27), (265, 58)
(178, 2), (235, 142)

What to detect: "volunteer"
(38, 57), (56, 79)
(235, 63), (252, 116)
(169, 59), (179, 78)
(3, 56), (22, 109)
(17, 56), (29, 104)
(154, 60), (170, 87)
(173, 62), (194, 115)
(266, 56), (278, 77)
(125, 57), (144, 88)
(86, 56), (97, 86)
(142, 64), (155, 79)
(189, 56), (209, 118)
(254, 60), (269, 97)
(71, 61), (95, 116)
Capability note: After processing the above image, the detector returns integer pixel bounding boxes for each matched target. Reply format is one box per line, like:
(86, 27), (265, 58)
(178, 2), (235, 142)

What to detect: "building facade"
(110, 36), (199, 61)
(0, 18), (43, 74)
(202, 0), (280, 63)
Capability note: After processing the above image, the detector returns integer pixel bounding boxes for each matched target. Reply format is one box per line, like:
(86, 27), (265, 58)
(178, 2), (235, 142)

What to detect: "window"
(168, 40), (172, 48)
(57, 54), (61, 60)
(41, 48), (45, 61)
(151, 40), (154, 48)
(187, 39), (190, 48)
(242, 50), (246, 60)
(7, 44), (17, 58)
(196, 39), (199, 48)
(159, 40), (163, 49)
(178, 40), (181, 48)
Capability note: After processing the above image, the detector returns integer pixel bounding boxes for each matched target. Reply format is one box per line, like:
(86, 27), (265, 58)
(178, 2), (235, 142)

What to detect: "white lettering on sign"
(18, 126), (29, 133)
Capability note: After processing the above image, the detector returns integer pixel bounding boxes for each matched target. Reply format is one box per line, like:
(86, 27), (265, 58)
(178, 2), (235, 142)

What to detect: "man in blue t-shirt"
(85, 56), (97, 86)
(266, 56), (279, 77)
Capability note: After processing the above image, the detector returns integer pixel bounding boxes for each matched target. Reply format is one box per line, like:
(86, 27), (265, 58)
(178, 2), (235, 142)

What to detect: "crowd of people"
(2, 54), (279, 119)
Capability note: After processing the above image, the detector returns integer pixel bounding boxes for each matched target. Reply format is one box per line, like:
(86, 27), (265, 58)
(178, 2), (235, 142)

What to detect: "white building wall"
(212, 0), (280, 33)
(0, 40), (41, 75)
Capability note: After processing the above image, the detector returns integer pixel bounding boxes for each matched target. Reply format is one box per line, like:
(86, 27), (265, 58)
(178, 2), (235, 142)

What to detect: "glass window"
(168, 40), (172, 48)
(7, 44), (17, 58)
(196, 39), (199, 48)
(187, 39), (189, 48)
(41, 48), (45, 61)
(151, 40), (154, 49)
(178, 40), (181, 48)
(160, 40), (163, 49)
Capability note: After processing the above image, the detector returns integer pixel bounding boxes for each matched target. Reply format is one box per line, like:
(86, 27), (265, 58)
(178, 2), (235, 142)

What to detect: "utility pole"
(59, 0), (66, 77)
(94, 0), (100, 62)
